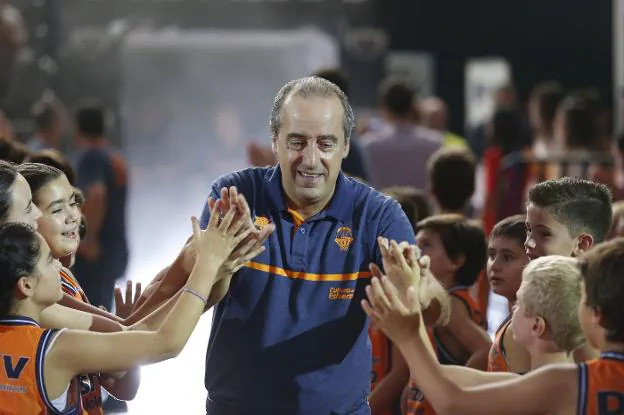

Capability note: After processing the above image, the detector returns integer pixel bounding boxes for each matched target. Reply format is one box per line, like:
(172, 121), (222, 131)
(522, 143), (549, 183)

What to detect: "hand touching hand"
(114, 280), (142, 319)
(191, 198), (253, 273)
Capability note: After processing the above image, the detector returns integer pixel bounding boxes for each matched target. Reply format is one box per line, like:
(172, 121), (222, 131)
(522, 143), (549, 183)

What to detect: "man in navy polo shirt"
(200, 76), (449, 415)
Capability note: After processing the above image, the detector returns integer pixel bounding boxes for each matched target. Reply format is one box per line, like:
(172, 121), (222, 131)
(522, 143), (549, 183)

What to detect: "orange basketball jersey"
(369, 324), (394, 415)
(60, 268), (88, 303)
(404, 287), (484, 415)
(487, 314), (512, 372)
(0, 316), (82, 414)
(402, 375), (437, 415)
(433, 287), (485, 366)
(59, 268), (104, 415)
(578, 352), (624, 415)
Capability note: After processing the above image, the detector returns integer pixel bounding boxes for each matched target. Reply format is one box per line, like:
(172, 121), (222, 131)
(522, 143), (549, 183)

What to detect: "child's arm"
(440, 365), (518, 387)
(59, 293), (123, 322)
(363, 275), (578, 415)
(398, 337), (577, 415)
(443, 297), (492, 370)
(39, 303), (125, 332)
(368, 342), (410, 415)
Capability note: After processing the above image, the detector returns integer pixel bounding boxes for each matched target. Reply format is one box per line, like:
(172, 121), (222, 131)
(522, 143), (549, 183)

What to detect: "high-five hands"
(181, 186), (275, 278)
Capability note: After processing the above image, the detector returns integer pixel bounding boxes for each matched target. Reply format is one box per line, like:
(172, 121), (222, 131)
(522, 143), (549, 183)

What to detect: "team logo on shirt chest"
(335, 226), (353, 251)
(254, 215), (270, 230)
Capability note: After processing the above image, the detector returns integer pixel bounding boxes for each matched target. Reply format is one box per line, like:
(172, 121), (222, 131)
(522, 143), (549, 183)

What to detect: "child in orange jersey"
(368, 187), (431, 415)
(19, 162), (138, 413)
(0, 201), (250, 414)
(364, 237), (624, 415)
(485, 215), (531, 373)
(401, 216), (491, 414)
(414, 214), (491, 369)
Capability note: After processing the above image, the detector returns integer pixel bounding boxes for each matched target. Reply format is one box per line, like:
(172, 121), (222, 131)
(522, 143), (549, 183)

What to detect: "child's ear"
(532, 316), (547, 338)
(573, 233), (593, 257)
(450, 253), (466, 273)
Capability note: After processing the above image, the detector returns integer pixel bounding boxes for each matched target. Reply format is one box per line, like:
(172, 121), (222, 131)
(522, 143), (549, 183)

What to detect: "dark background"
(14, 0), (613, 137)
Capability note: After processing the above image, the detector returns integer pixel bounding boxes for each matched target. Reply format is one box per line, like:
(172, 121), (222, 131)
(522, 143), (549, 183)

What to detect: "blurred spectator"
(27, 98), (64, 151)
(467, 84), (530, 159)
(0, 1), (27, 102)
(528, 81), (564, 158)
(0, 109), (15, 141)
(0, 136), (29, 162)
(73, 100), (129, 314)
(360, 77), (442, 190)
(419, 96), (467, 148)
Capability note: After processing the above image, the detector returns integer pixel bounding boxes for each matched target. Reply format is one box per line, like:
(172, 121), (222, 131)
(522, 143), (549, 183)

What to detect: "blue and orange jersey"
(60, 268), (88, 303)
(578, 352), (624, 415)
(432, 286), (485, 366)
(200, 166), (416, 414)
(59, 268), (103, 415)
(0, 316), (82, 414)
(487, 313), (513, 372)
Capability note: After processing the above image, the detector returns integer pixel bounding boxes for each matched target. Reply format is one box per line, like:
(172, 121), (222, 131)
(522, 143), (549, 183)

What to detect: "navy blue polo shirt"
(200, 166), (415, 415)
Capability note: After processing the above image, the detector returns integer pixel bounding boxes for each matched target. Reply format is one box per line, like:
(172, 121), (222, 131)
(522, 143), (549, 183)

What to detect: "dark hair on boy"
(579, 237), (624, 342)
(416, 214), (486, 287)
(528, 177), (613, 243)
(383, 186), (431, 232)
(490, 214), (526, 247)
(427, 146), (476, 212)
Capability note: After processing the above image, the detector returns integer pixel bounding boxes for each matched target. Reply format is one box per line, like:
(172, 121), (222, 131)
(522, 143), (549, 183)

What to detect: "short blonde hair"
(519, 255), (584, 353)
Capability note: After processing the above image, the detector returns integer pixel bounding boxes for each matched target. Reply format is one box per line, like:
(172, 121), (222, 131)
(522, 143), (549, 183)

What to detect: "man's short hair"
(270, 76), (355, 143)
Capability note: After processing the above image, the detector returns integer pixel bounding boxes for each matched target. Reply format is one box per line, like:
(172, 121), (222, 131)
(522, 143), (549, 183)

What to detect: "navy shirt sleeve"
(374, 198), (417, 266)
(77, 150), (109, 191)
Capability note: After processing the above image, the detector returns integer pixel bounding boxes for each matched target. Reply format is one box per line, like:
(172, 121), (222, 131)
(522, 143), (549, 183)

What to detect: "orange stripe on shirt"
(245, 261), (372, 282)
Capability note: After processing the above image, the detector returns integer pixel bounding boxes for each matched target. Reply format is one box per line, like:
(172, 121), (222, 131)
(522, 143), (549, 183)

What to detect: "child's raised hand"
(362, 275), (422, 345)
(190, 199), (252, 273)
(377, 237), (422, 301)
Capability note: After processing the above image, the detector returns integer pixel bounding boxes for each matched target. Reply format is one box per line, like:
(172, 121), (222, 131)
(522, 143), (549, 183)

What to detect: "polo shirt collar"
(264, 165), (353, 222)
